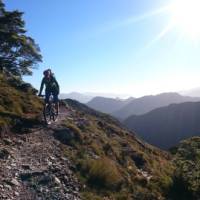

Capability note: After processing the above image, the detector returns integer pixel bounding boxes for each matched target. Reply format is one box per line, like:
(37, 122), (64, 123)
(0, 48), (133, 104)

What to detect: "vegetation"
(0, 74), (42, 131)
(80, 157), (122, 189)
(169, 137), (200, 200)
(1, 1), (198, 199)
(0, 0), (42, 78)
(58, 99), (175, 200)
(0, 0), (42, 133)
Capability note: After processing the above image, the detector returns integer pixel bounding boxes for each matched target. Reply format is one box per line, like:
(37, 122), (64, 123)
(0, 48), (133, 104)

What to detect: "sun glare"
(170, 0), (200, 40)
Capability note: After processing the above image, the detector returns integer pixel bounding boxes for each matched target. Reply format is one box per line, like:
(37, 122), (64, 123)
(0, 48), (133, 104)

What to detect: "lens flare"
(170, 0), (200, 40)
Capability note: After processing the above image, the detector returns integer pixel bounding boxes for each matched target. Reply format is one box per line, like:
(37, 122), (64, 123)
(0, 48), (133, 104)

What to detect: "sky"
(4, 0), (200, 97)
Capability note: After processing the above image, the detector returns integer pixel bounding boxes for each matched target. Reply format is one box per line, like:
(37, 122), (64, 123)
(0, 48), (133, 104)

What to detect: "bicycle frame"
(42, 94), (58, 125)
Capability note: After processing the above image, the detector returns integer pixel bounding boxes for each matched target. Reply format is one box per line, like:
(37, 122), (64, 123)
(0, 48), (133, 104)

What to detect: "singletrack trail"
(0, 106), (81, 200)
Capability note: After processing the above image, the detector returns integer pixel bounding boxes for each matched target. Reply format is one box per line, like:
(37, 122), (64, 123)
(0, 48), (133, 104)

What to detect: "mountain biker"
(38, 69), (60, 114)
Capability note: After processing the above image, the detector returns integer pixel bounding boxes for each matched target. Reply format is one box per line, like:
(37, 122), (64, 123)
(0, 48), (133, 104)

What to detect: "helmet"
(43, 69), (51, 76)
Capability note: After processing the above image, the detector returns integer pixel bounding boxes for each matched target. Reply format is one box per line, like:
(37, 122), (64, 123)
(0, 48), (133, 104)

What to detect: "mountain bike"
(40, 94), (58, 125)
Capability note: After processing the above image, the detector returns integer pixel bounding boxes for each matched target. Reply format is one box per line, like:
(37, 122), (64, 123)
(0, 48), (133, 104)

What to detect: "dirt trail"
(0, 106), (81, 200)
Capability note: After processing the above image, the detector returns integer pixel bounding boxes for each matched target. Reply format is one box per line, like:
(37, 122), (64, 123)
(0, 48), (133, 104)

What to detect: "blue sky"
(4, 0), (200, 97)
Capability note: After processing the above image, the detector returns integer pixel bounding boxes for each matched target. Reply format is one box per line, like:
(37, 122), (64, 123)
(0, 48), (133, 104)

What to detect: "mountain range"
(87, 92), (200, 120)
(124, 101), (200, 149)
(59, 92), (131, 103)
(180, 87), (200, 97)
(87, 96), (134, 114)
(59, 92), (93, 103)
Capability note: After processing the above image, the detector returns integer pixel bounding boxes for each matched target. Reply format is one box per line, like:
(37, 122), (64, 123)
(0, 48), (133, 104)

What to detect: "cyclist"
(38, 69), (60, 115)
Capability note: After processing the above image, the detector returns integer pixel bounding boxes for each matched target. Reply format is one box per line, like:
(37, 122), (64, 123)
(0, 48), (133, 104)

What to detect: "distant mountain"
(113, 93), (200, 120)
(179, 87), (200, 97)
(59, 92), (133, 104)
(59, 92), (93, 103)
(85, 92), (132, 99)
(87, 96), (135, 114)
(124, 101), (200, 149)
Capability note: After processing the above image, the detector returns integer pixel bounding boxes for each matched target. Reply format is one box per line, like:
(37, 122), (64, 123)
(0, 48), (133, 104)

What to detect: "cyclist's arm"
(39, 78), (45, 95)
(54, 77), (60, 94)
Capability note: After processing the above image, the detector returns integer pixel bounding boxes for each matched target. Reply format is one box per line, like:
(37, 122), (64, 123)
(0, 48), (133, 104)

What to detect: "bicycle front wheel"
(52, 106), (58, 122)
(43, 104), (51, 124)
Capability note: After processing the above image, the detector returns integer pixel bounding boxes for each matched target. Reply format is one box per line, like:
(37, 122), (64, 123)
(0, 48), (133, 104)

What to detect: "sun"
(170, 0), (200, 40)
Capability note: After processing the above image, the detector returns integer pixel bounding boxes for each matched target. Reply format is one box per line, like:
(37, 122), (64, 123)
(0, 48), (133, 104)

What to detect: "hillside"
(0, 74), (42, 133)
(56, 99), (175, 199)
(87, 96), (134, 115)
(124, 101), (200, 149)
(170, 137), (200, 200)
(113, 93), (200, 120)
(0, 79), (175, 199)
(0, 107), (81, 200)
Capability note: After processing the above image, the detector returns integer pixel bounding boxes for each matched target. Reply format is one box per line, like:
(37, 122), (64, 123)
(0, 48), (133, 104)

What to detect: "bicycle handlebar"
(38, 94), (45, 97)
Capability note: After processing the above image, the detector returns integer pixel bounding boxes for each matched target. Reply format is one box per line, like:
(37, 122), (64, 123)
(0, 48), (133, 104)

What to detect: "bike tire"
(43, 104), (51, 124)
(52, 107), (58, 122)
(50, 107), (55, 121)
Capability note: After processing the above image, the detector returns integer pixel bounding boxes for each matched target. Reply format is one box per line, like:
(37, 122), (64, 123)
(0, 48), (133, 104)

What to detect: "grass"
(86, 157), (122, 189)
(0, 73), (42, 130)
(168, 137), (200, 199)
(58, 99), (175, 200)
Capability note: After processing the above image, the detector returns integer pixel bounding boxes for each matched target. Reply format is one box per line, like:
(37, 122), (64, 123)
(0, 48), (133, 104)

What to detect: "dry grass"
(0, 74), (42, 129)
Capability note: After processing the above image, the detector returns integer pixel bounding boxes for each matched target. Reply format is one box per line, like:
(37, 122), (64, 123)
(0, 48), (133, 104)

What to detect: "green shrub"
(66, 122), (83, 142)
(87, 157), (122, 189)
(171, 137), (200, 199)
(159, 175), (173, 191)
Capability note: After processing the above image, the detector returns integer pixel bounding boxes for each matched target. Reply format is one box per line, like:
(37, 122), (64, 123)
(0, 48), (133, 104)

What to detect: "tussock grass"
(0, 74), (42, 130)
(58, 99), (175, 199)
(87, 157), (122, 189)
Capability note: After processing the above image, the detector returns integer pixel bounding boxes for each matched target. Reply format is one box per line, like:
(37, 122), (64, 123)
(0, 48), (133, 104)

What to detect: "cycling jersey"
(39, 75), (59, 94)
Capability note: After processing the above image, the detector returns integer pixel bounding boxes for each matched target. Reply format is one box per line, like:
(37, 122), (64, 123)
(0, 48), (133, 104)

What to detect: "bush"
(53, 124), (83, 146)
(87, 157), (122, 189)
(66, 123), (83, 145)
(18, 83), (37, 94)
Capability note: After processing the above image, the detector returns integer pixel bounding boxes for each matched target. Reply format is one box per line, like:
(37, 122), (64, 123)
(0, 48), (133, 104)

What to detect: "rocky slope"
(58, 100), (174, 200)
(0, 107), (81, 200)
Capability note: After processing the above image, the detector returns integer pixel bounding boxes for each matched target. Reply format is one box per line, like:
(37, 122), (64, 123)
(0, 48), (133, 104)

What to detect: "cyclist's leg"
(43, 91), (52, 124)
(53, 91), (59, 115)
(45, 90), (51, 105)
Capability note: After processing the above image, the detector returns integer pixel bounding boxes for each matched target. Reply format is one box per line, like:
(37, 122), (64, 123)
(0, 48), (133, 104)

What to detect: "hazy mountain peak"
(113, 92), (200, 120)
(124, 101), (200, 149)
(87, 96), (135, 114)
